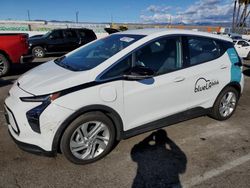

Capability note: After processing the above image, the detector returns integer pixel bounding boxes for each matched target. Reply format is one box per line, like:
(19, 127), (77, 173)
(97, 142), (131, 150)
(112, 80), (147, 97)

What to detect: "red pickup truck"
(0, 33), (33, 76)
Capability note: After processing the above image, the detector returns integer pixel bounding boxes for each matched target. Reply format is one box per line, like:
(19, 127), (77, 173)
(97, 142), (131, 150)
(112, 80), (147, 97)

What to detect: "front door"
(123, 36), (190, 131)
(46, 30), (65, 53)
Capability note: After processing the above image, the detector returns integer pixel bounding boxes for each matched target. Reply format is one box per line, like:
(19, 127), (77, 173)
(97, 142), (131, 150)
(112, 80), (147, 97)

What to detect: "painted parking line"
(183, 153), (250, 188)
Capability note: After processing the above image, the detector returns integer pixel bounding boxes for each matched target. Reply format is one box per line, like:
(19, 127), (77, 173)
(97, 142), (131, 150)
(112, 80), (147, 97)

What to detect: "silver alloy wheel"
(70, 121), (110, 160)
(219, 91), (237, 117)
(34, 48), (44, 57)
(0, 55), (6, 74)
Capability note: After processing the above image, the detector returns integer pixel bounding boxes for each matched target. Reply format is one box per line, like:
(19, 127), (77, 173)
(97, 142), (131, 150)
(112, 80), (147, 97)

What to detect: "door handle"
(220, 65), (228, 69)
(174, 77), (185, 82)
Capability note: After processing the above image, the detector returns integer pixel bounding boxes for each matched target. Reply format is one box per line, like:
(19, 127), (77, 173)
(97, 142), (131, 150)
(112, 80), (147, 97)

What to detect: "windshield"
(54, 34), (145, 71)
(43, 31), (52, 38)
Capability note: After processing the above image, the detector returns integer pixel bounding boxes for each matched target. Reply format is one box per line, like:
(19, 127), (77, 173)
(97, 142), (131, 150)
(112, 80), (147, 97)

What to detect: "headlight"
(20, 92), (61, 133)
(20, 92), (61, 102)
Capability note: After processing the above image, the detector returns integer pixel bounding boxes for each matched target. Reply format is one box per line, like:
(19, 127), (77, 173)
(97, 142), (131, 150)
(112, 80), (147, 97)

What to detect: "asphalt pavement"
(0, 58), (250, 188)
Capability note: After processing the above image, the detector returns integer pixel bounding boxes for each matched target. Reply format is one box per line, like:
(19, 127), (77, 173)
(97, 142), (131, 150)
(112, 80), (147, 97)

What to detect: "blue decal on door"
(227, 48), (241, 83)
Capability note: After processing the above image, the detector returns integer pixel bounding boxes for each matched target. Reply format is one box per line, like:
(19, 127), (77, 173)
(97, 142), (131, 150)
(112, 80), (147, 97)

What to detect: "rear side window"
(186, 36), (221, 66)
(64, 30), (77, 38)
(79, 30), (97, 40)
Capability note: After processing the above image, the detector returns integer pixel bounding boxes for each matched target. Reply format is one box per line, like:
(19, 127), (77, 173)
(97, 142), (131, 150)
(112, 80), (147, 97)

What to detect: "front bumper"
(4, 83), (75, 154)
(8, 130), (55, 157)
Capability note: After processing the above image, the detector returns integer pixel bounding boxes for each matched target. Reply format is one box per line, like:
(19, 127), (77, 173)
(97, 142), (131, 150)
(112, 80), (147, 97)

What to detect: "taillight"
(20, 34), (28, 43)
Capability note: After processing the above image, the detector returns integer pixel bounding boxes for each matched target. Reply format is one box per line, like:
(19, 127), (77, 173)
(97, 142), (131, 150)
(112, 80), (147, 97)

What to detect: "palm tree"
(233, 0), (250, 33)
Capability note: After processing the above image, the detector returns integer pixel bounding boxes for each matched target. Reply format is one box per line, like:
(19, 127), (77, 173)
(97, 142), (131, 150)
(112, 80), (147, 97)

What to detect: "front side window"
(186, 36), (220, 66)
(134, 37), (182, 75)
(100, 55), (132, 80)
(100, 36), (183, 80)
(54, 34), (145, 71)
(64, 30), (77, 39)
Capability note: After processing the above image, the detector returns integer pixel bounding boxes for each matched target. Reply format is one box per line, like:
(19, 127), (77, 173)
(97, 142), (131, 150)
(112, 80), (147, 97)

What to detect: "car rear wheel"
(60, 112), (116, 164)
(0, 53), (10, 77)
(32, 46), (45, 58)
(210, 87), (239, 120)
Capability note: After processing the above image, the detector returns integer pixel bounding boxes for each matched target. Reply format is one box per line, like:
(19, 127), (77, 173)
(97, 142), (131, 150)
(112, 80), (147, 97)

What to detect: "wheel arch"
(52, 105), (124, 153)
(224, 82), (241, 95)
(31, 45), (46, 53)
(0, 50), (12, 63)
(212, 81), (241, 108)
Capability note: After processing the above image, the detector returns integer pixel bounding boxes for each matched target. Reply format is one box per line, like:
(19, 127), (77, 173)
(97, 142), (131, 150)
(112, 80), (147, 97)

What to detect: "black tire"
(0, 53), (10, 77)
(210, 87), (239, 121)
(60, 112), (116, 165)
(32, 46), (45, 58)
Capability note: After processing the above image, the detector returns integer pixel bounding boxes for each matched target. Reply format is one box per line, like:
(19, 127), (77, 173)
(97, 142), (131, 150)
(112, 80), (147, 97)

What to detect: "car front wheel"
(60, 112), (116, 164)
(32, 46), (45, 58)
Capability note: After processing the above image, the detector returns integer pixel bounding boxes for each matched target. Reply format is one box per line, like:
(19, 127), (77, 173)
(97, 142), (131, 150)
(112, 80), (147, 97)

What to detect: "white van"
(5, 29), (244, 164)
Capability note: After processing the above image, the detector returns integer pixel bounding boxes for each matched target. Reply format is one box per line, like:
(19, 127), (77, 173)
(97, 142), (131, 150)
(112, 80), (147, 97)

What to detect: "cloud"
(140, 0), (234, 24)
(146, 5), (172, 14)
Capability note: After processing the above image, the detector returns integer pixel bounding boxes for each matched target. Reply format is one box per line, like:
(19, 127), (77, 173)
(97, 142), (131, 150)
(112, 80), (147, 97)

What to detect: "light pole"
(27, 10), (30, 21)
(76, 11), (79, 23)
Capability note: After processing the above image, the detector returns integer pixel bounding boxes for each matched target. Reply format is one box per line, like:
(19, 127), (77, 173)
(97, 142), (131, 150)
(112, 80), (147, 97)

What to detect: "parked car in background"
(5, 29), (243, 164)
(233, 39), (250, 59)
(104, 28), (119, 34)
(29, 34), (44, 39)
(0, 33), (33, 76)
(28, 28), (97, 58)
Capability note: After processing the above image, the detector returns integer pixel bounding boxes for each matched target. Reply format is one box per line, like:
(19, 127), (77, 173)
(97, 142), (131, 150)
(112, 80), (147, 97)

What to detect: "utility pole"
(232, 0), (237, 32)
(27, 10), (30, 21)
(76, 11), (79, 23)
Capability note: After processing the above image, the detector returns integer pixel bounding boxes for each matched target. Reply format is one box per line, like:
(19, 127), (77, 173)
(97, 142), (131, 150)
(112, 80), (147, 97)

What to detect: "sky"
(1, 0), (234, 24)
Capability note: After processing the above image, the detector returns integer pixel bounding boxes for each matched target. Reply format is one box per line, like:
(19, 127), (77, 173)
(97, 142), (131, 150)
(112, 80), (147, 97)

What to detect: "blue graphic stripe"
(227, 48), (241, 83)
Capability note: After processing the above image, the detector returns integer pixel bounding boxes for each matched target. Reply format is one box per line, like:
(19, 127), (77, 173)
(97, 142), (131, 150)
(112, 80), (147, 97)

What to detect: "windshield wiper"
(54, 56), (76, 71)
(54, 56), (66, 63)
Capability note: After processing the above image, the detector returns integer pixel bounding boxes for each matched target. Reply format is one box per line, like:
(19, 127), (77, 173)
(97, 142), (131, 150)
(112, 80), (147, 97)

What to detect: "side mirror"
(124, 66), (155, 80)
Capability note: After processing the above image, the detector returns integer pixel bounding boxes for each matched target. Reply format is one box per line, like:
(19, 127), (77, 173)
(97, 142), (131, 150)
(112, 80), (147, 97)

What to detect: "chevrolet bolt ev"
(4, 29), (244, 164)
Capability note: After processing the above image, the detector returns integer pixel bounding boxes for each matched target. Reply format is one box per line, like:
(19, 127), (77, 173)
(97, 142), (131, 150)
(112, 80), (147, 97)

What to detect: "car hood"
(17, 61), (92, 96)
(28, 36), (44, 44)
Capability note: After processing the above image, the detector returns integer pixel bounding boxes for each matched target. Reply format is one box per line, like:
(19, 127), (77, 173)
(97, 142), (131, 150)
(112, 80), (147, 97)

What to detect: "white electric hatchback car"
(5, 29), (244, 164)
(233, 39), (250, 58)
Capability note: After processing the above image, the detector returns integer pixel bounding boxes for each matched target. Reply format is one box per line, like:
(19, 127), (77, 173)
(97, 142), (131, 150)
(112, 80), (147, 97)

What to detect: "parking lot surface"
(0, 59), (250, 188)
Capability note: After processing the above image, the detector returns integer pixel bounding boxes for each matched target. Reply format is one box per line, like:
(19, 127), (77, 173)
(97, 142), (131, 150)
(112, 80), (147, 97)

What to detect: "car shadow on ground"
(243, 63), (250, 69)
(131, 129), (187, 188)
(0, 78), (16, 87)
(243, 69), (250, 77)
(8, 62), (43, 76)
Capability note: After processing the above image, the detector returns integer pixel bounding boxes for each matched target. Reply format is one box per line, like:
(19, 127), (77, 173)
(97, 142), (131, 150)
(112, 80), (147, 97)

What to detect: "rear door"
(180, 36), (231, 109)
(63, 29), (79, 52)
(46, 30), (65, 53)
